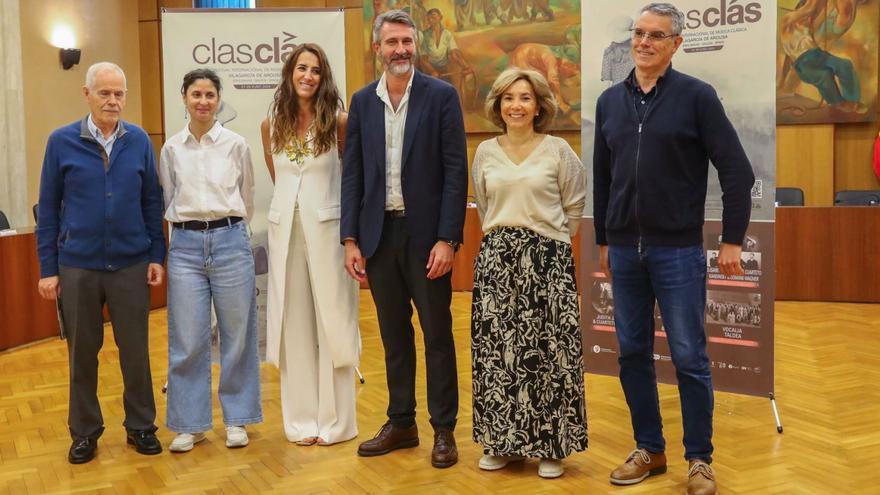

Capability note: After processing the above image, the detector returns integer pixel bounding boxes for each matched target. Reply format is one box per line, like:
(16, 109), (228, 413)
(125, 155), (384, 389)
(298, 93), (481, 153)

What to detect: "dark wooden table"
(776, 206), (880, 303)
(0, 228), (168, 351)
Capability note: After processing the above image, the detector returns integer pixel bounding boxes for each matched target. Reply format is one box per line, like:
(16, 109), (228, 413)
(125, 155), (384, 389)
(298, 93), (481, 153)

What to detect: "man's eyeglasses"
(630, 29), (678, 42)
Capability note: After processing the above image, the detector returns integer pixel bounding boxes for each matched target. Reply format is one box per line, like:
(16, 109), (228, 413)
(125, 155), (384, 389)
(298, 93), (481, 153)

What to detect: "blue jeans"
(608, 244), (713, 462)
(166, 221), (262, 432)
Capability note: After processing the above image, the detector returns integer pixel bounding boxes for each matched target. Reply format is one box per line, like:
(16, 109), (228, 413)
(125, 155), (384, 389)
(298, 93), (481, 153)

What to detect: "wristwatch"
(441, 239), (461, 252)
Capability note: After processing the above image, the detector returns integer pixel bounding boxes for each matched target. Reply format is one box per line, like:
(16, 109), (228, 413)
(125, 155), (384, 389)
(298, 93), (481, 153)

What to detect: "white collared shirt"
(87, 114), (121, 156)
(159, 120), (255, 223)
(376, 70), (415, 211)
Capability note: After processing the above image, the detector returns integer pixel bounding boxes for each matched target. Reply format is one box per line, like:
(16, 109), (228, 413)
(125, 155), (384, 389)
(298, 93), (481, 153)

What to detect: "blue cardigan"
(36, 117), (166, 278)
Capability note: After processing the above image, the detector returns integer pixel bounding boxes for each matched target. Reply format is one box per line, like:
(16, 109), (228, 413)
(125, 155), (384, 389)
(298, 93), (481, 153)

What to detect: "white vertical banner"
(161, 8), (346, 356)
(580, 1), (777, 397)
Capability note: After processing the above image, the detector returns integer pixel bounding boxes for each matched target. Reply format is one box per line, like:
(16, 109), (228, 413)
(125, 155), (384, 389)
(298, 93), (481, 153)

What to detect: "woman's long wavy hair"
(269, 43), (341, 156)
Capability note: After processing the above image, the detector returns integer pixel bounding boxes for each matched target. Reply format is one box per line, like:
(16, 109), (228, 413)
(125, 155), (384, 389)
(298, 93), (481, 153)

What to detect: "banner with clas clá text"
(161, 8), (346, 359)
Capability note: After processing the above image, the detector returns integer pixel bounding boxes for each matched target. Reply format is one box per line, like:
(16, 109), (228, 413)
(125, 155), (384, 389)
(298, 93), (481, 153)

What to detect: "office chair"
(32, 204), (38, 223)
(776, 187), (805, 206)
(0, 210), (10, 230)
(834, 190), (880, 206)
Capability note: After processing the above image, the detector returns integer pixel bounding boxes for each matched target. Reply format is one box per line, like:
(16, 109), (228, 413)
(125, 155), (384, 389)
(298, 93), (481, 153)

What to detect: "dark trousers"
(59, 261), (157, 440)
(365, 217), (459, 430)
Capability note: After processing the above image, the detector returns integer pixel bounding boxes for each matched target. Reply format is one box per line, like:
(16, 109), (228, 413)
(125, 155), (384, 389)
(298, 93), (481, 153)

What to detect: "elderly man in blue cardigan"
(36, 61), (166, 465)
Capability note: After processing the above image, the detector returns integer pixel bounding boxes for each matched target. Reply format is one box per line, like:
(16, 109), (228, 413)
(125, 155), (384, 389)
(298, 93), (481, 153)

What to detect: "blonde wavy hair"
(484, 68), (557, 133)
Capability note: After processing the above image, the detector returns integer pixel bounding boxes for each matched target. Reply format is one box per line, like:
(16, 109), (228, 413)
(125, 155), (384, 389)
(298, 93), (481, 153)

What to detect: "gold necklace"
(284, 125), (314, 165)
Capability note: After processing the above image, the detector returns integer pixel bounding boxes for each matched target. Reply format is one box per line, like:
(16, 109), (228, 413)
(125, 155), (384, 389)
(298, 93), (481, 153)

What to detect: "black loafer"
(68, 437), (97, 464)
(126, 429), (162, 455)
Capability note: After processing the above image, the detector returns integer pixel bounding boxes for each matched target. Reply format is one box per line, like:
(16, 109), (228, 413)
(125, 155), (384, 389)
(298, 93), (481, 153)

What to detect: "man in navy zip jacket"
(593, 4), (754, 495)
(36, 62), (166, 464)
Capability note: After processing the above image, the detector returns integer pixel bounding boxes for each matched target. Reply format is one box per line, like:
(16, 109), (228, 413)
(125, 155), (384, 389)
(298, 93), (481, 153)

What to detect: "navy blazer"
(341, 71), (468, 259)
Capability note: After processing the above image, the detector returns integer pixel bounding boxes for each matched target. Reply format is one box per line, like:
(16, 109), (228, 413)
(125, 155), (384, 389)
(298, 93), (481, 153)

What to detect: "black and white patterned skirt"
(471, 226), (587, 459)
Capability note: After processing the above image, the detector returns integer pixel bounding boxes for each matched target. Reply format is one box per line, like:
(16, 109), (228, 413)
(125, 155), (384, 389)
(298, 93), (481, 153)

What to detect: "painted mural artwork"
(776, 0), (878, 124)
(364, 0), (582, 131)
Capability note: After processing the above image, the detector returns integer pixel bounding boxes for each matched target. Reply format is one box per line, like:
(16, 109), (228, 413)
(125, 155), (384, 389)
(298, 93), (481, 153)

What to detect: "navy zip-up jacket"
(36, 117), (166, 278)
(593, 67), (755, 247)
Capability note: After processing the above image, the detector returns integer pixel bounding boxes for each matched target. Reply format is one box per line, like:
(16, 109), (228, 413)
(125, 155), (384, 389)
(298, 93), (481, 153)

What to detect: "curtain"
(193, 0), (252, 7)
(0, 0), (28, 228)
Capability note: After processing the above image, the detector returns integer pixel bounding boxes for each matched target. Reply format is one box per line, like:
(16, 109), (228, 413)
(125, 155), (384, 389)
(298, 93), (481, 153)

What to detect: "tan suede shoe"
(609, 448), (668, 485)
(687, 460), (718, 495)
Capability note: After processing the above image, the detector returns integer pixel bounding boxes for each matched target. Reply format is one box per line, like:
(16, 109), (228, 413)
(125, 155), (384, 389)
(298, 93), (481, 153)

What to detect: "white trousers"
(279, 209), (357, 444)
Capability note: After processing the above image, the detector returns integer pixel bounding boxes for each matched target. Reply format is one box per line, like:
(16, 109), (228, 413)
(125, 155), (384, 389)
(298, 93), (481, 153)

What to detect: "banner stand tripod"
(770, 393), (783, 433)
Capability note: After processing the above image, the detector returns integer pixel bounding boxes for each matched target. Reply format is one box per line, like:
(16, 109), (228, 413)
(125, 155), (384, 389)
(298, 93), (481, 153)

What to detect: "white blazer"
(265, 141), (360, 368)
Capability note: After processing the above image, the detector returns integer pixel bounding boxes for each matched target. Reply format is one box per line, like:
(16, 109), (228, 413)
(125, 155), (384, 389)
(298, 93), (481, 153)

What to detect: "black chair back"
(776, 187), (805, 206)
(0, 210), (9, 230)
(834, 190), (880, 206)
(33, 204), (39, 223)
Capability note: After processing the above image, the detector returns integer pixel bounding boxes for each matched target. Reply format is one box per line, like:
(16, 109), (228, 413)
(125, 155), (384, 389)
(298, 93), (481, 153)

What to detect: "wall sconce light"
(51, 24), (80, 70)
(60, 48), (81, 70)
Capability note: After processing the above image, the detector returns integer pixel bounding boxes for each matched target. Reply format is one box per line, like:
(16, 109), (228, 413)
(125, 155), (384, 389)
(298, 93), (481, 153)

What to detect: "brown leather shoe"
(687, 460), (717, 495)
(431, 430), (458, 468)
(356, 422), (419, 457)
(609, 448), (667, 485)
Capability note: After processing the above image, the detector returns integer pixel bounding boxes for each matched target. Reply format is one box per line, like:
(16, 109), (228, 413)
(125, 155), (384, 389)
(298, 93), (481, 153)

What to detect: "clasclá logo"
(192, 32), (298, 65)
(685, 0), (762, 29)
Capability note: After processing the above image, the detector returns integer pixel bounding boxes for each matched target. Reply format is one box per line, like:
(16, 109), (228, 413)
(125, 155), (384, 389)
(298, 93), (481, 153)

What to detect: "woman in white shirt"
(471, 68), (587, 478)
(260, 43), (360, 446)
(159, 69), (261, 453)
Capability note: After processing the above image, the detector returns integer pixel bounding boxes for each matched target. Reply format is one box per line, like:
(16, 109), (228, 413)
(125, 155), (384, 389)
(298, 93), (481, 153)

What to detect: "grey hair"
(372, 9), (417, 44)
(640, 3), (685, 35)
(85, 62), (127, 90)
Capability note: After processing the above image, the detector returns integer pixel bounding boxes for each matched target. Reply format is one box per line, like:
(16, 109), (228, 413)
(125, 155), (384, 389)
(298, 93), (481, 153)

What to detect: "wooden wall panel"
(834, 120), (880, 192)
(161, 0), (195, 8)
(344, 7), (366, 106)
(138, 0), (159, 21)
(776, 124), (834, 206)
(138, 21), (163, 135)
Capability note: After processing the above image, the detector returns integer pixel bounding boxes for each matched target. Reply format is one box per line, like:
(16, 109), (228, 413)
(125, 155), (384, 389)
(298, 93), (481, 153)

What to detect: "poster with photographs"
(580, 220), (775, 397)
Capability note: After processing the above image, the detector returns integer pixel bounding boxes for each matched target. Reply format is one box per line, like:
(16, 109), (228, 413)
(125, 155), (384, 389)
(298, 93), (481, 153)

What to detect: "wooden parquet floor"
(1, 293), (879, 494)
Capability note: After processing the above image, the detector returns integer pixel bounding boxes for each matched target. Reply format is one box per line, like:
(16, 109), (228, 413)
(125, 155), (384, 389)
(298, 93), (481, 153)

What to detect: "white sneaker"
(169, 432), (206, 453)
(478, 454), (525, 471)
(538, 459), (564, 478)
(225, 426), (249, 448)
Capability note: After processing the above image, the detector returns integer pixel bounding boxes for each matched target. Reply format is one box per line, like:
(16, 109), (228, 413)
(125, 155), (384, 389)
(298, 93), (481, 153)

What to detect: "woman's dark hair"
(181, 68), (222, 95)
(269, 43), (341, 157)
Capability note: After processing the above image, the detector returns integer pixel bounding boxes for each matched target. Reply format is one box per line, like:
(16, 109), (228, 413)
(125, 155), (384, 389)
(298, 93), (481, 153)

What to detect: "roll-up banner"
(161, 8), (346, 358)
(580, 1), (776, 397)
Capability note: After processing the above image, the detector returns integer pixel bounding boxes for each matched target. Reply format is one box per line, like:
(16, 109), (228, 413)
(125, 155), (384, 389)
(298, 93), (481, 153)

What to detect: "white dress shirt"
(376, 70), (414, 211)
(87, 114), (121, 156)
(159, 120), (255, 223)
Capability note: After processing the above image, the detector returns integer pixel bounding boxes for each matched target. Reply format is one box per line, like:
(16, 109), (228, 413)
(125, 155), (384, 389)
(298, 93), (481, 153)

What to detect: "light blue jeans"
(166, 221), (262, 433)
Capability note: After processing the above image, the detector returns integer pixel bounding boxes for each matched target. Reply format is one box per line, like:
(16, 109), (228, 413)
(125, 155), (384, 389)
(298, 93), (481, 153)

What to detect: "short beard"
(384, 51), (414, 77)
(387, 59), (412, 76)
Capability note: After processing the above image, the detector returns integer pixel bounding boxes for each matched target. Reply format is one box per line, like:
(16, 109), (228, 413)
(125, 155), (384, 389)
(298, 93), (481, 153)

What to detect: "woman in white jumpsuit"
(261, 43), (360, 446)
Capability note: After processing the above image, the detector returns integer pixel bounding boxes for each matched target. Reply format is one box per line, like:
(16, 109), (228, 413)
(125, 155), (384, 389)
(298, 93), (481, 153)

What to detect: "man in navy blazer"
(341, 9), (467, 469)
